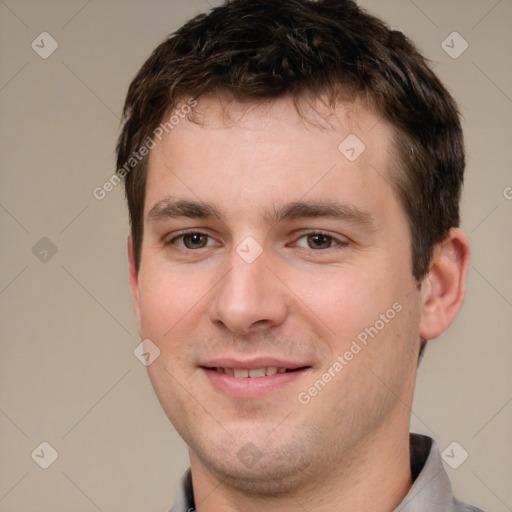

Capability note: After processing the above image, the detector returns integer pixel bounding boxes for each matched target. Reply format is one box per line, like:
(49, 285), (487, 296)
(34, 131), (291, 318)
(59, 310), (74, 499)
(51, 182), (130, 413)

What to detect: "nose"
(209, 248), (288, 335)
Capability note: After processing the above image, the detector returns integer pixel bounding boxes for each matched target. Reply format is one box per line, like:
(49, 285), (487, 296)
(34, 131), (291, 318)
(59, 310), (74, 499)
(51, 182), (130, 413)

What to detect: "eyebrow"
(147, 196), (376, 231)
(268, 200), (377, 231)
(147, 196), (223, 223)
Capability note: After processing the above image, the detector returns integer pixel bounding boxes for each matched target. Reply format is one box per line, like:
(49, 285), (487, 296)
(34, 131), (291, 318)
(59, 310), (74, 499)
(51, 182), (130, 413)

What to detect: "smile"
(201, 361), (311, 398)
(211, 367), (292, 378)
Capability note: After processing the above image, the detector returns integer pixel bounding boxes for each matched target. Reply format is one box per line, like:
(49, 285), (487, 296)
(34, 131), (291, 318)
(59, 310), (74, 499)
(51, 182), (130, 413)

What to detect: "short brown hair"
(116, 0), (464, 283)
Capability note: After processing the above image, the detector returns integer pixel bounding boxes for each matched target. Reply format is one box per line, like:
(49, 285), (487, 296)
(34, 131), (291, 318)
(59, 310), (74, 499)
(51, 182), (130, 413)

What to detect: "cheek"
(289, 262), (418, 386)
(288, 265), (393, 345)
(138, 265), (201, 416)
(137, 261), (208, 336)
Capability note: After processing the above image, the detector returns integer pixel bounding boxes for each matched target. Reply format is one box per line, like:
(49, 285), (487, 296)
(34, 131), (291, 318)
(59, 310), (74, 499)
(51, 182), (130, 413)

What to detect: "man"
(116, 0), (483, 510)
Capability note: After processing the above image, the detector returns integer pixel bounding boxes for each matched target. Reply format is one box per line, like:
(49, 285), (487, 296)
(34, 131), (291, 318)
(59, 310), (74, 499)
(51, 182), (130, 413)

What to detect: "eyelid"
(166, 229), (220, 248)
(292, 230), (350, 249)
(165, 229), (349, 250)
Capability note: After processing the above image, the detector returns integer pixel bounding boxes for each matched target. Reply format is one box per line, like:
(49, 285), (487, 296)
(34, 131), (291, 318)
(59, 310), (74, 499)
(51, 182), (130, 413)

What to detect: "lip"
(201, 357), (306, 370)
(200, 357), (312, 399)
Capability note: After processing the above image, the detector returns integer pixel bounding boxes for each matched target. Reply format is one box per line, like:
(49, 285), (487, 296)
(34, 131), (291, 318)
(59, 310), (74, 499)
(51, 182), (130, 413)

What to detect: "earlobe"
(127, 236), (143, 336)
(419, 228), (470, 340)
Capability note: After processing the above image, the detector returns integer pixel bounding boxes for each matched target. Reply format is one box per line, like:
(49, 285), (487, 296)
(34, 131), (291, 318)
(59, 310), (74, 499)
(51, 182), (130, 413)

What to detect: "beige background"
(0, 0), (511, 511)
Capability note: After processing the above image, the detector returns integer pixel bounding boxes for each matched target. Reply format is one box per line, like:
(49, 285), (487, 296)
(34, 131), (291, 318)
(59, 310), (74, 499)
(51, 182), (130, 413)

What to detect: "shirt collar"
(393, 434), (478, 511)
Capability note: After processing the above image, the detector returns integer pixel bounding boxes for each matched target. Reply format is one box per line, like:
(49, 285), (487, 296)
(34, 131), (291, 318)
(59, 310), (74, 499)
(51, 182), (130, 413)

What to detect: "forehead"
(144, 95), (398, 218)
(178, 94), (390, 146)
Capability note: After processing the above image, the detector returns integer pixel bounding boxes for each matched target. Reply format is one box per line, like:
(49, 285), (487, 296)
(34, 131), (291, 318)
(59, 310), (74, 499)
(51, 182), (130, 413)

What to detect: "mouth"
(205, 366), (305, 378)
(200, 359), (311, 398)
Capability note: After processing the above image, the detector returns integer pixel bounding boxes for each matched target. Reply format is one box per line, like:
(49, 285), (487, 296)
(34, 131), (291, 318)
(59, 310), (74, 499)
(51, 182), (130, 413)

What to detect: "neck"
(189, 421), (413, 512)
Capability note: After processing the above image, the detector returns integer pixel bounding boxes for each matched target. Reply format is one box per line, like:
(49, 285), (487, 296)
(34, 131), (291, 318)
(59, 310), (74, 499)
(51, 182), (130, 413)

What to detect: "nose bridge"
(210, 244), (287, 334)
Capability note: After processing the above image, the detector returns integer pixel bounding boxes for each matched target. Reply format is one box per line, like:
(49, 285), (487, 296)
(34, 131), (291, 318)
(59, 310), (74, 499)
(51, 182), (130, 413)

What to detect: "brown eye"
(183, 233), (208, 249)
(305, 233), (335, 249)
(172, 233), (213, 249)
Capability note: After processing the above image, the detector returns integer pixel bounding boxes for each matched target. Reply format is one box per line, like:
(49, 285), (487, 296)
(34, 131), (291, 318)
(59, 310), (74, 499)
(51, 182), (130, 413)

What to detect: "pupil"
(309, 234), (330, 249)
(186, 234), (205, 248)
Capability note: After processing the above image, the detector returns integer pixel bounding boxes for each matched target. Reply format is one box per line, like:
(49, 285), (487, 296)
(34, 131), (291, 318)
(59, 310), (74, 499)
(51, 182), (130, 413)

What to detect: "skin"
(128, 96), (470, 511)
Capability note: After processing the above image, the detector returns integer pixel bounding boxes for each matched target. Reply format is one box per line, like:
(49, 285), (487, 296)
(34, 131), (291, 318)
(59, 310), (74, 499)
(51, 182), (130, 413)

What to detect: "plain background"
(0, 0), (511, 511)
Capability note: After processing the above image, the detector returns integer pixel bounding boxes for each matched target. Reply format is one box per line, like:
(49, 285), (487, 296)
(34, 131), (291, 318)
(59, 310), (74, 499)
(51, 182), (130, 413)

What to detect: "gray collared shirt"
(170, 434), (485, 512)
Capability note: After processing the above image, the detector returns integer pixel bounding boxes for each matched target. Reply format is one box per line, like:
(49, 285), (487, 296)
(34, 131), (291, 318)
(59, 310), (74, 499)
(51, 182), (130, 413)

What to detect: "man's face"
(130, 96), (423, 493)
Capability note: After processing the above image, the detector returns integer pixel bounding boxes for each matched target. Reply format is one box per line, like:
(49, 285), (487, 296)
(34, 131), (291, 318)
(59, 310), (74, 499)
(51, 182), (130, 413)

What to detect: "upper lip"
(201, 358), (309, 370)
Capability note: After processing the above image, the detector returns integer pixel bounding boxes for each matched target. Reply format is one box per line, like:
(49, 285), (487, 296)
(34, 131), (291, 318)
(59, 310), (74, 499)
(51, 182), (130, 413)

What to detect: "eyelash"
(166, 230), (348, 251)
(293, 231), (348, 250)
(167, 230), (218, 250)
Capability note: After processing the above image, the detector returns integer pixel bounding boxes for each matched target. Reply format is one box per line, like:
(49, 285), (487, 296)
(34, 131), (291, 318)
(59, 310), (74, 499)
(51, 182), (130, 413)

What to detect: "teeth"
(216, 367), (289, 378)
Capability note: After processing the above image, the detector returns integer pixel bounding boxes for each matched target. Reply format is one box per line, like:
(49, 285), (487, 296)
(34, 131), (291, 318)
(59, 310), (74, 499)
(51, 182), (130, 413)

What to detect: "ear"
(127, 236), (142, 336)
(419, 228), (470, 340)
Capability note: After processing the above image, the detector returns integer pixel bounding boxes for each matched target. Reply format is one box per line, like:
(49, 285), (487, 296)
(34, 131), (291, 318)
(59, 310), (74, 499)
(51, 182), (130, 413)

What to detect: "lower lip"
(202, 368), (310, 398)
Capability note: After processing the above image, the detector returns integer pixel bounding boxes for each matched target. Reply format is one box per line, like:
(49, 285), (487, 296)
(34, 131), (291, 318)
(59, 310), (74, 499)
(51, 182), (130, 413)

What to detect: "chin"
(193, 437), (318, 496)
(215, 461), (314, 496)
